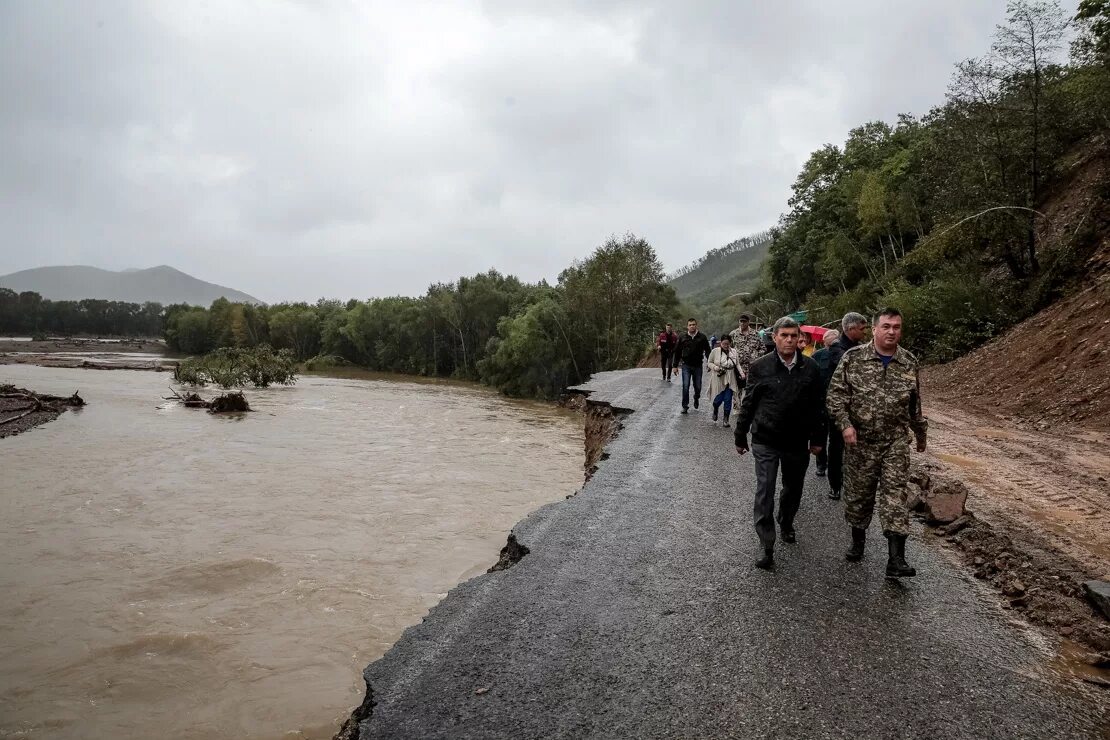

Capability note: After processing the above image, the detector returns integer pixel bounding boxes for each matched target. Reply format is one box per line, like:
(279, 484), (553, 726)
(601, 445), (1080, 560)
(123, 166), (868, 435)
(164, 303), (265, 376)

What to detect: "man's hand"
(672, 367), (679, 376)
(842, 426), (858, 445)
(809, 446), (823, 456)
(916, 437), (927, 453)
(736, 445), (749, 456)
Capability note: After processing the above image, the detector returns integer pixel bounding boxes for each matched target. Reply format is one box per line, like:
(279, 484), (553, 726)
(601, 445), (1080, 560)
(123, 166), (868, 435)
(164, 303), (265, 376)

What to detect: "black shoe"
(722, 418), (730, 428)
(693, 399), (699, 409)
(885, 533), (917, 578)
(827, 489), (841, 500)
(680, 408), (688, 414)
(845, 527), (866, 562)
(816, 467), (827, 477)
(755, 549), (774, 570)
(781, 528), (796, 544)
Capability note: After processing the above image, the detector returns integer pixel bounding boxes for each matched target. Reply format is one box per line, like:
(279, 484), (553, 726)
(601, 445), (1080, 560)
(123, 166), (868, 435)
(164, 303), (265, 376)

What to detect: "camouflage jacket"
(729, 328), (765, 373)
(825, 343), (927, 443)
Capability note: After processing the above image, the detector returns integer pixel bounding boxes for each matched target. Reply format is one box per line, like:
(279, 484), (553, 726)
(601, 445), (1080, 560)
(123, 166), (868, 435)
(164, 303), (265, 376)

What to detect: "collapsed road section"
(337, 368), (1107, 739)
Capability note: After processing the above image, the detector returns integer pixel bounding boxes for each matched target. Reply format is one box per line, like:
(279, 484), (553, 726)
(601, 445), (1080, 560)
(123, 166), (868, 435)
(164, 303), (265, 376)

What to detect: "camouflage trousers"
(843, 435), (911, 536)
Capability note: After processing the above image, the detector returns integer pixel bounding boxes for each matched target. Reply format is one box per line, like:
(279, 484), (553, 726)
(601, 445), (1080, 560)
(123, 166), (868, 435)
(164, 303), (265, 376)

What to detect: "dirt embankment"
(0, 385), (85, 439)
(927, 140), (1110, 432)
(919, 143), (1110, 679)
(559, 390), (630, 483)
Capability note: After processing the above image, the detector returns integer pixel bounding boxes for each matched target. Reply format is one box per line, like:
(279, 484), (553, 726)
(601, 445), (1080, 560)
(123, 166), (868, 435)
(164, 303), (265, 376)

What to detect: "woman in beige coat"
(707, 334), (742, 427)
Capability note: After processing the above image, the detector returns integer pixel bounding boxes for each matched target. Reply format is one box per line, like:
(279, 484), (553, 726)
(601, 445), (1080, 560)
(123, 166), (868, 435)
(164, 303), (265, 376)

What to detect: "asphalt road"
(353, 368), (1107, 739)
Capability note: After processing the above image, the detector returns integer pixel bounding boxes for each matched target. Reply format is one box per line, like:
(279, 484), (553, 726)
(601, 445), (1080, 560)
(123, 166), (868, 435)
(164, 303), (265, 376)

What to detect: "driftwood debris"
(164, 387), (211, 408)
(0, 385), (83, 430)
(165, 387), (252, 413)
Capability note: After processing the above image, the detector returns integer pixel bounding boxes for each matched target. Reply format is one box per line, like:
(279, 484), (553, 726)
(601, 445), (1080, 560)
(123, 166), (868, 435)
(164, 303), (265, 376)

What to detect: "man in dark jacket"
(672, 318), (711, 414)
(822, 312), (867, 500)
(656, 323), (678, 381)
(735, 317), (825, 570)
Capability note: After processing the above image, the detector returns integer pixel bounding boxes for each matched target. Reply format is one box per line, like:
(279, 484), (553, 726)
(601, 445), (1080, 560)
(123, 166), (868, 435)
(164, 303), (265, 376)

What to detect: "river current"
(0, 365), (583, 739)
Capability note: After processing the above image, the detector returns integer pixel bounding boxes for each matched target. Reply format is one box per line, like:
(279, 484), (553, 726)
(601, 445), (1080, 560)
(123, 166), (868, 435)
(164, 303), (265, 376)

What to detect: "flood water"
(0, 365), (583, 739)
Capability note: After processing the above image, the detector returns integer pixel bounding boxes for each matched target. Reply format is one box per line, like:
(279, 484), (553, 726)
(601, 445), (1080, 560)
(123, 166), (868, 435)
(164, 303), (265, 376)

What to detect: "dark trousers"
(827, 428), (845, 494)
(660, 350), (675, 379)
(680, 364), (702, 409)
(815, 419), (828, 470)
(751, 443), (810, 549)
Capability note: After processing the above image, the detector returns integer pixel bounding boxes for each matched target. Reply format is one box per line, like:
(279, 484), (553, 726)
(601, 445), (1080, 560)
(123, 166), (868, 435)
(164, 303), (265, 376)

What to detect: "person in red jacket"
(656, 323), (679, 382)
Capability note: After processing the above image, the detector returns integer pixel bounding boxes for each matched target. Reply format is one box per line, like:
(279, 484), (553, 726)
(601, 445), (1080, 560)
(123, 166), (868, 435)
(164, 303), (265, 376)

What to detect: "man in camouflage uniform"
(729, 314), (765, 378)
(825, 307), (927, 578)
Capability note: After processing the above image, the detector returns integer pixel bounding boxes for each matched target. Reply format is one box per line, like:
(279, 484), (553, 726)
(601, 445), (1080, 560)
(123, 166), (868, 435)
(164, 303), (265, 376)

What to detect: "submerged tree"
(173, 345), (298, 389)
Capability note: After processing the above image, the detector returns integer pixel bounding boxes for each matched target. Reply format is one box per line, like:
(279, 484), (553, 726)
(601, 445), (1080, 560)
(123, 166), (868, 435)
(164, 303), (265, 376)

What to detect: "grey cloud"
(0, 1), (1046, 302)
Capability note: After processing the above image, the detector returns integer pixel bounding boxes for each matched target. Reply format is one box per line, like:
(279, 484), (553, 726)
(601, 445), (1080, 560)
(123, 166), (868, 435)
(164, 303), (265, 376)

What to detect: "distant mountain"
(668, 231), (773, 308)
(0, 265), (263, 306)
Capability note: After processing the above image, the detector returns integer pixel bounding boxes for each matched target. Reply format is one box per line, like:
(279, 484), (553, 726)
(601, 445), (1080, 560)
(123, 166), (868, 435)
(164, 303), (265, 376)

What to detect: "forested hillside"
(749, 0), (1110, 362)
(668, 232), (773, 332)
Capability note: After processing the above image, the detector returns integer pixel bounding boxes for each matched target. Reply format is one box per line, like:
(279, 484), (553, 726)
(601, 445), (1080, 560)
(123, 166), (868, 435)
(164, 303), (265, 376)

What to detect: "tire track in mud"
(925, 404), (1110, 577)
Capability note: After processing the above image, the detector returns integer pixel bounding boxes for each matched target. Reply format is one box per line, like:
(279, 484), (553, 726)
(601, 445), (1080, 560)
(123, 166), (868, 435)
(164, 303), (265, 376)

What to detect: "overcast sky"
(1, 1), (1045, 303)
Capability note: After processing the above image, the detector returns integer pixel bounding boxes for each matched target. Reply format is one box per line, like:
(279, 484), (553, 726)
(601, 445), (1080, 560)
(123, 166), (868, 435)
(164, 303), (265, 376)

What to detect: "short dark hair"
(739, 314), (750, 321)
(873, 307), (903, 325)
(719, 334), (731, 342)
(687, 317), (697, 323)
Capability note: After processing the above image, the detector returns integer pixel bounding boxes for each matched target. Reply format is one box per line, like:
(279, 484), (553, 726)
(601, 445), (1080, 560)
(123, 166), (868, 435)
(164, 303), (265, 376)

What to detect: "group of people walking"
(657, 309), (927, 578)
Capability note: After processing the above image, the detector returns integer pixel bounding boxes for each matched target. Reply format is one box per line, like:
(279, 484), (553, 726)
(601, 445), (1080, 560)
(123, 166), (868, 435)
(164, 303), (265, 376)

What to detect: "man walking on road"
(728, 313), (765, 379)
(826, 308), (927, 579)
(673, 318), (711, 414)
(811, 329), (841, 477)
(657, 323), (678, 382)
(822, 312), (867, 500)
(735, 317), (825, 570)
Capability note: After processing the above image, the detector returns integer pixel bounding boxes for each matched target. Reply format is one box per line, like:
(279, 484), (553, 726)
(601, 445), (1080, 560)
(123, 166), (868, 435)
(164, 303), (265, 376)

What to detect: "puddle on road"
(1049, 640), (1110, 690)
(935, 452), (985, 470)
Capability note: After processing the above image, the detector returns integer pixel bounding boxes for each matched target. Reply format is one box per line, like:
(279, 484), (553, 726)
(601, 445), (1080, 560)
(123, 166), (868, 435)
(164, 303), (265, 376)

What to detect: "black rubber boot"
(885, 533), (917, 578)
(845, 527), (866, 561)
(755, 548), (774, 570)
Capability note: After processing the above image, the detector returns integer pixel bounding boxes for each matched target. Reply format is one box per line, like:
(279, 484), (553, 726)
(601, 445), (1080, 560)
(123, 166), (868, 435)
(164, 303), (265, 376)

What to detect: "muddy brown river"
(0, 366), (583, 739)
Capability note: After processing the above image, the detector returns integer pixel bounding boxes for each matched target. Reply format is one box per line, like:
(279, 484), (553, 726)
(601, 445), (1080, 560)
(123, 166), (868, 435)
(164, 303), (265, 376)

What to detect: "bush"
(173, 345), (298, 388)
(878, 272), (1016, 362)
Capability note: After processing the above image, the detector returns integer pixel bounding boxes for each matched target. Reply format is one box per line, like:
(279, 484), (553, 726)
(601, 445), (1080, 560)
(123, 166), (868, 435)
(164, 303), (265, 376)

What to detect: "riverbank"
(336, 368), (1108, 739)
(0, 384), (84, 438)
(0, 337), (175, 371)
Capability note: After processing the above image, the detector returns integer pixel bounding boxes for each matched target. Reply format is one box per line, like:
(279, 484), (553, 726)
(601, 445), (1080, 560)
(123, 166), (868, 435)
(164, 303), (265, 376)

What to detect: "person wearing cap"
(729, 313), (765, 380)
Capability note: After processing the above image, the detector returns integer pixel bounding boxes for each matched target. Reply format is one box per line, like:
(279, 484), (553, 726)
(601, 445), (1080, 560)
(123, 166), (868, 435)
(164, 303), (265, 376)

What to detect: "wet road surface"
(356, 368), (1108, 739)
